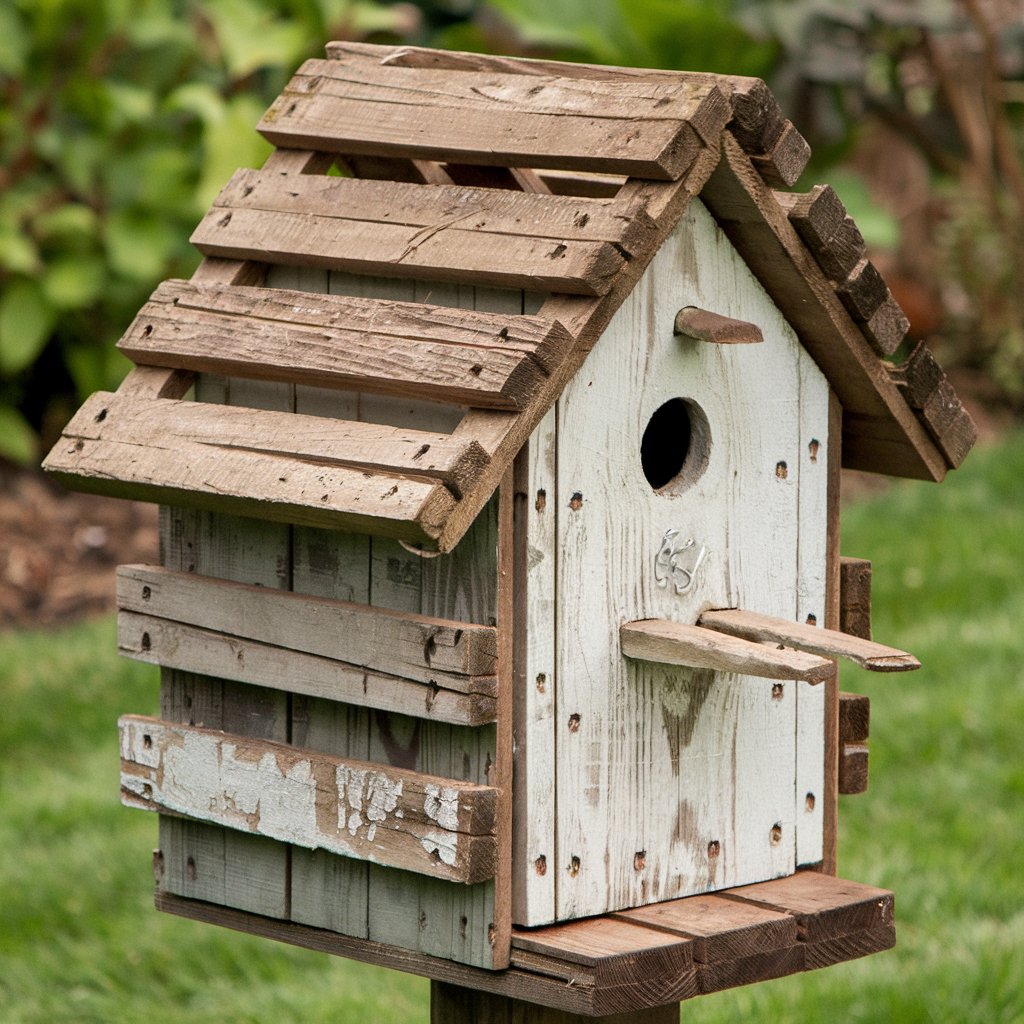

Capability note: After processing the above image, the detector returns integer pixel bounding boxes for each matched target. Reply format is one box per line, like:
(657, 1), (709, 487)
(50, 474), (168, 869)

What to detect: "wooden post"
(429, 983), (679, 1024)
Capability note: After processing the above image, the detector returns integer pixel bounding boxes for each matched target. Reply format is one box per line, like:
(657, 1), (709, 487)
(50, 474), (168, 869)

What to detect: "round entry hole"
(640, 398), (710, 493)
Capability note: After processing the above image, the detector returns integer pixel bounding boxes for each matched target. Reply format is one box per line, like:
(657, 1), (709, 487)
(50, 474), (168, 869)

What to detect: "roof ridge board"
(293, 57), (721, 125)
(259, 90), (705, 182)
(211, 168), (657, 257)
(323, 40), (775, 154)
(147, 279), (572, 373)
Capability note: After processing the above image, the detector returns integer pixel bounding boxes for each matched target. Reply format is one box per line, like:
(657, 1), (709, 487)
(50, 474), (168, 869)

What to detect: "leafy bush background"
(2, 0), (1021, 465)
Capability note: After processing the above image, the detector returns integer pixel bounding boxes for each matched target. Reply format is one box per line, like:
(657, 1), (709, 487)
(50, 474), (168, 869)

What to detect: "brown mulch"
(0, 465), (158, 632)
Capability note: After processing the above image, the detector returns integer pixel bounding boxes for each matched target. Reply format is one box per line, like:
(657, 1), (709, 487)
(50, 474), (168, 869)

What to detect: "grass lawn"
(1, 432), (1021, 1023)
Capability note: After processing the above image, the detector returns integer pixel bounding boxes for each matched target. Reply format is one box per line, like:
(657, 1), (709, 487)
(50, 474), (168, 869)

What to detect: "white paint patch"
(423, 783), (460, 830)
(420, 830), (459, 866)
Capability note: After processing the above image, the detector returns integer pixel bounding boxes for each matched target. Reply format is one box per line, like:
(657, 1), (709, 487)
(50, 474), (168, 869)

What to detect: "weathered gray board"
(155, 265), (535, 969)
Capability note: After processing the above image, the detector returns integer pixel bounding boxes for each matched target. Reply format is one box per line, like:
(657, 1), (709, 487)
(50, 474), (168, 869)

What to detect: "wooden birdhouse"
(45, 42), (976, 1019)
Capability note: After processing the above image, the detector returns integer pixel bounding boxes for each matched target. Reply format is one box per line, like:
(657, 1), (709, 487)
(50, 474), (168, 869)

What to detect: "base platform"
(156, 871), (893, 1017)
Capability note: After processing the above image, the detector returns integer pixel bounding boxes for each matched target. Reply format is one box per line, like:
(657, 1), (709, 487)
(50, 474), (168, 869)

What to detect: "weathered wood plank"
(725, 871), (894, 943)
(614, 893), (797, 964)
(193, 207), (624, 298)
(839, 743), (870, 795)
(155, 867), (894, 1014)
(673, 306), (763, 344)
(120, 611), (497, 725)
(118, 563), (497, 681)
(891, 341), (978, 469)
(132, 276), (571, 372)
(794, 351), (830, 868)
(60, 391), (488, 496)
(839, 556), (873, 640)
(512, 407), (557, 927)
(259, 59), (721, 180)
(121, 716), (497, 883)
(120, 295), (556, 414)
(45, 394), (460, 543)
(748, 120), (811, 188)
(621, 619), (834, 683)
(698, 608), (919, 672)
(839, 692), (870, 745)
(214, 169), (659, 256)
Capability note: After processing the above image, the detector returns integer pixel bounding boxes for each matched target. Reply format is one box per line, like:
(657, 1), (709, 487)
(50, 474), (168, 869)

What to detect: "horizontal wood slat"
(838, 692), (871, 745)
(43, 391), (481, 543)
(839, 743), (870, 795)
(119, 280), (570, 411)
(193, 171), (631, 297)
(839, 556), (873, 640)
(120, 716), (497, 883)
(259, 57), (725, 181)
(118, 563), (498, 682)
(698, 608), (919, 672)
(155, 869), (895, 1008)
(620, 618), (834, 683)
(119, 611), (497, 727)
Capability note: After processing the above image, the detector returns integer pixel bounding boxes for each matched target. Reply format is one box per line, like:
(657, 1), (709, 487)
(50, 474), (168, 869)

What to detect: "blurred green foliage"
(0, 0), (422, 465)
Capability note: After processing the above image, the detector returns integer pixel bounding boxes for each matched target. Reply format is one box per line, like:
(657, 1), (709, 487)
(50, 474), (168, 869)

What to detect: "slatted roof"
(45, 42), (975, 552)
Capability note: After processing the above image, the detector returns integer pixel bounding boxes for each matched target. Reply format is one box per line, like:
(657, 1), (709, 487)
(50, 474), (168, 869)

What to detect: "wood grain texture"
(621, 619), (833, 683)
(748, 121), (811, 188)
(259, 57), (723, 181)
(673, 306), (763, 345)
(154, 866), (896, 1013)
(838, 744), (870, 795)
(512, 406), (557, 926)
(119, 279), (570, 410)
(838, 692), (870, 745)
(698, 608), (920, 672)
(794, 351), (829, 867)
(839, 557), (873, 640)
(119, 611), (497, 726)
(891, 342), (978, 469)
(60, 390), (488, 496)
(118, 563), (497, 681)
(121, 716), (497, 882)
(45, 394), (459, 544)
(701, 134), (946, 482)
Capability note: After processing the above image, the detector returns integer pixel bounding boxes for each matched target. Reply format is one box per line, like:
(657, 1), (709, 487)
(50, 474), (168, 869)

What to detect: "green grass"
(1, 433), (1022, 1023)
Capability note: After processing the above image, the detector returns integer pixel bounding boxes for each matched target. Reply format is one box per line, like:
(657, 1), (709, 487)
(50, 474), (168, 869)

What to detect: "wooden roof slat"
(192, 177), (629, 297)
(43, 391), (473, 543)
(258, 58), (725, 181)
(120, 280), (570, 410)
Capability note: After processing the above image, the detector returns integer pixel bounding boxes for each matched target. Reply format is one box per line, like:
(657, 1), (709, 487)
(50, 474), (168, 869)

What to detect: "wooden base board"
(156, 871), (894, 1017)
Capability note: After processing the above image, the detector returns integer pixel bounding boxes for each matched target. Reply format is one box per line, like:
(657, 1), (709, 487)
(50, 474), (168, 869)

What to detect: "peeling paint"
(423, 782), (460, 830)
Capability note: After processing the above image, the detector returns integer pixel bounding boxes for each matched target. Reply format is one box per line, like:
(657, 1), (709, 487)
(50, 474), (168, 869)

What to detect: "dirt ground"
(0, 466), (157, 632)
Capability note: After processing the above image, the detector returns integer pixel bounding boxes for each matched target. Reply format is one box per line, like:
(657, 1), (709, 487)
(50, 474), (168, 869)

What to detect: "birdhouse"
(45, 42), (976, 1018)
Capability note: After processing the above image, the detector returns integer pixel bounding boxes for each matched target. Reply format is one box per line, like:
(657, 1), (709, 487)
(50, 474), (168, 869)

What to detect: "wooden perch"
(698, 608), (920, 672)
(620, 618), (833, 683)
(674, 307), (764, 345)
